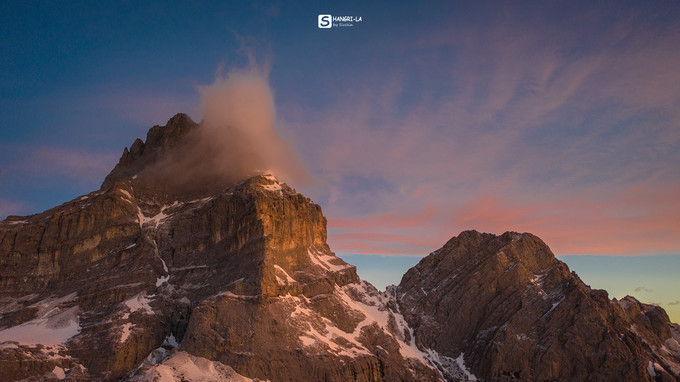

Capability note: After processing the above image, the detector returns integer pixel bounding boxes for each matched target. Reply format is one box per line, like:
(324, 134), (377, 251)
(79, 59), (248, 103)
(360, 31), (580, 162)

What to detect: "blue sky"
(1, 1), (679, 321)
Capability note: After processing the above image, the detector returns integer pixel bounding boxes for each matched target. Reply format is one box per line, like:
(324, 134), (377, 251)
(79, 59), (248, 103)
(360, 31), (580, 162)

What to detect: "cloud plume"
(143, 63), (308, 194)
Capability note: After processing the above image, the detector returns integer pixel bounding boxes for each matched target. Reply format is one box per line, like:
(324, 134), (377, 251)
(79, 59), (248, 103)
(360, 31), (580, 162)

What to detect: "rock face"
(101, 113), (197, 190)
(1, 114), (678, 381)
(397, 230), (680, 381)
(0, 114), (442, 381)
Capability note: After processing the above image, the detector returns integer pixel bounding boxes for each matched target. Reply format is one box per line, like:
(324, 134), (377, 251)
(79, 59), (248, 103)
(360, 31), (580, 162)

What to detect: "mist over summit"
(104, 64), (308, 198)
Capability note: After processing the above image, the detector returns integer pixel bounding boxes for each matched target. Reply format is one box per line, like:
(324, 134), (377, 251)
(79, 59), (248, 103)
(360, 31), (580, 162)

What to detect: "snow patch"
(299, 335), (316, 347)
(173, 265), (210, 271)
(6, 220), (28, 225)
(298, 282), (431, 361)
(137, 202), (181, 228)
(424, 349), (478, 381)
(516, 333), (529, 341)
(0, 296), (80, 346)
(648, 361), (658, 378)
(261, 183), (282, 193)
(165, 334), (179, 348)
(119, 293), (154, 343)
(124, 292), (154, 315)
(156, 275), (170, 287)
(129, 333), (181, 374)
(530, 273), (546, 287)
(155, 255), (170, 286)
(280, 293), (367, 357)
(308, 248), (353, 272)
(215, 291), (260, 300)
(274, 265), (296, 285)
(262, 173), (278, 182)
(259, 173), (284, 195)
(129, 351), (255, 381)
(51, 366), (66, 380)
(455, 353), (477, 381)
(120, 323), (133, 343)
(550, 297), (565, 311)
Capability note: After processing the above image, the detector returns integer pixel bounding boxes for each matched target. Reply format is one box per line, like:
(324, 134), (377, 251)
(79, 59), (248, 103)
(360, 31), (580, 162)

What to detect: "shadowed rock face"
(101, 113), (198, 191)
(397, 230), (680, 381)
(0, 114), (441, 381)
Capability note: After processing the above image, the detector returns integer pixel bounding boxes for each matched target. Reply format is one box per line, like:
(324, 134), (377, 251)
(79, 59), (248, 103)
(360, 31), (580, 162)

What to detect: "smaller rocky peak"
(248, 173), (287, 193)
(129, 138), (145, 157)
(398, 230), (570, 317)
(143, 113), (197, 158)
(101, 113), (198, 190)
(617, 295), (641, 312)
(243, 172), (281, 186)
(616, 295), (673, 329)
(223, 172), (280, 195)
(235, 173), (314, 205)
(432, 230), (557, 274)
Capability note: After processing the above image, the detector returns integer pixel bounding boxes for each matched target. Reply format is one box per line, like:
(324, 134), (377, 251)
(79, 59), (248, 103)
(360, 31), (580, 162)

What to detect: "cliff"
(0, 114), (441, 381)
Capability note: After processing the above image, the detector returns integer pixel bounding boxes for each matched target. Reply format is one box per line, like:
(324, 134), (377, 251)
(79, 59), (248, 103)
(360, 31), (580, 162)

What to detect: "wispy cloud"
(29, 147), (118, 184)
(3, 145), (118, 187)
(284, 3), (680, 257)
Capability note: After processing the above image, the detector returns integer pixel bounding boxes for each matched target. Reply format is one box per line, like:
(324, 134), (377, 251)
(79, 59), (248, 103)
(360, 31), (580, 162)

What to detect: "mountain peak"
(431, 230), (557, 279)
(101, 113), (198, 190)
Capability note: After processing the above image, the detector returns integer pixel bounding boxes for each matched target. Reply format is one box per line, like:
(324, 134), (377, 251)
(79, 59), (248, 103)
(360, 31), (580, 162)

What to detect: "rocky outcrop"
(101, 113), (198, 190)
(396, 230), (680, 381)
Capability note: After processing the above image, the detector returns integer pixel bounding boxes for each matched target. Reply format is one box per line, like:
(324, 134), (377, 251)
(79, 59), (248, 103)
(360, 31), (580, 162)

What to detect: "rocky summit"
(1, 114), (679, 381)
(397, 231), (680, 381)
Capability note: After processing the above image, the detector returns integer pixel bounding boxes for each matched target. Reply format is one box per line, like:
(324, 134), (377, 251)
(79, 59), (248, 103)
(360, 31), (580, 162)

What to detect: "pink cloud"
(446, 185), (680, 255)
(282, 7), (680, 259)
(329, 207), (437, 230)
(328, 239), (435, 256)
(327, 183), (680, 257)
(330, 232), (441, 251)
